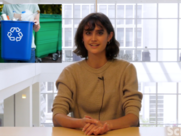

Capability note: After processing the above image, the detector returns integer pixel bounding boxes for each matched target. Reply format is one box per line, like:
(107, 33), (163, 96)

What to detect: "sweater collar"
(80, 60), (113, 74)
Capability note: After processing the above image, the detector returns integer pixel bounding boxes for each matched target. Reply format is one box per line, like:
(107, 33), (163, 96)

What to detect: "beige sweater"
(52, 59), (142, 121)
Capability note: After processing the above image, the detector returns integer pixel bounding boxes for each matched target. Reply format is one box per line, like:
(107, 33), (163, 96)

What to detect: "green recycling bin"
(35, 14), (62, 62)
(0, 12), (4, 62)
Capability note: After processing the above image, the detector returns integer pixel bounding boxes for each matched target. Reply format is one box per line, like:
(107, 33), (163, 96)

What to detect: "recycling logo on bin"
(7, 27), (23, 42)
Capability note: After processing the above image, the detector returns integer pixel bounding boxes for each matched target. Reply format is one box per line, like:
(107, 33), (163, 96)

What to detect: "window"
(117, 5), (124, 18)
(40, 82), (57, 127)
(126, 28), (133, 47)
(62, 2), (181, 62)
(126, 5), (133, 24)
(64, 5), (72, 25)
(140, 82), (180, 127)
(108, 5), (115, 18)
(47, 82), (54, 92)
(64, 28), (72, 47)
(64, 50), (73, 62)
(99, 5), (107, 15)
(117, 28), (124, 47)
(117, 50), (134, 61)
(62, 4), (95, 50)
(82, 5), (89, 18)
(135, 28), (142, 47)
(74, 5), (80, 18)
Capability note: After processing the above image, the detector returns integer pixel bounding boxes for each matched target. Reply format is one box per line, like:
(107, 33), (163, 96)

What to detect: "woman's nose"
(91, 33), (97, 41)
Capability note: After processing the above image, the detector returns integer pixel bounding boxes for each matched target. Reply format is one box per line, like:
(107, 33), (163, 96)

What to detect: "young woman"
(52, 13), (142, 135)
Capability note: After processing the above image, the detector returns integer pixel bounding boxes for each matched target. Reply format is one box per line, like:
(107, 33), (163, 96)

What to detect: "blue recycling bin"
(1, 20), (34, 61)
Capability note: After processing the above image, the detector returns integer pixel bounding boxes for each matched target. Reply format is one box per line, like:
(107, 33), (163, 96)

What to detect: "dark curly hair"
(74, 12), (120, 60)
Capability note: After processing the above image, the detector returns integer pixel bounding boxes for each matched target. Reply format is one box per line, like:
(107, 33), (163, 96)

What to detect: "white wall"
(15, 86), (32, 127)
(3, 82), (41, 127)
(0, 63), (41, 100)
(32, 82), (40, 127)
(4, 95), (14, 126)
(0, 64), (41, 90)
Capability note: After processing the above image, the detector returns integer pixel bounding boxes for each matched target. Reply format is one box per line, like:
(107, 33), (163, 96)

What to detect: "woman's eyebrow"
(84, 29), (93, 31)
(84, 28), (104, 31)
(96, 29), (104, 31)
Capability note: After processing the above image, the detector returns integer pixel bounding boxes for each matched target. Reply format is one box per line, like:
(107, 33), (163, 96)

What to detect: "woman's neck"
(86, 54), (107, 69)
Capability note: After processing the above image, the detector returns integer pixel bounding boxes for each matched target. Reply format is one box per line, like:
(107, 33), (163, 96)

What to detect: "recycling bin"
(0, 22), (3, 62)
(0, 12), (4, 62)
(35, 14), (62, 62)
(1, 20), (34, 61)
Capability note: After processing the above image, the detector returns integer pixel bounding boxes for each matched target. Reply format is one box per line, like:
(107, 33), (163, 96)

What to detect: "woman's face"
(82, 23), (113, 58)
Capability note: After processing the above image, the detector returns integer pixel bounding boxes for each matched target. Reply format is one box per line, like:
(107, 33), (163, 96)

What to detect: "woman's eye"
(98, 31), (103, 35)
(86, 31), (91, 35)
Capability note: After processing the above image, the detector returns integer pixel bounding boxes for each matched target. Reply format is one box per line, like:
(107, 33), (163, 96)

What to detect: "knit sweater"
(52, 59), (142, 121)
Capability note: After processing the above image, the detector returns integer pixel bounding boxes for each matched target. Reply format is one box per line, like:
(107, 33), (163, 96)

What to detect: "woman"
(52, 13), (142, 135)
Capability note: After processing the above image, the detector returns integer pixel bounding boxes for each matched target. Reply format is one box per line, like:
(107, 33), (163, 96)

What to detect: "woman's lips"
(90, 44), (99, 46)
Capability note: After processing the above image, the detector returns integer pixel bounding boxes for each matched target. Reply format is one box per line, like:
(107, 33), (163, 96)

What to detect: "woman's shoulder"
(112, 59), (132, 66)
(63, 60), (85, 72)
(111, 59), (137, 75)
(110, 59), (136, 71)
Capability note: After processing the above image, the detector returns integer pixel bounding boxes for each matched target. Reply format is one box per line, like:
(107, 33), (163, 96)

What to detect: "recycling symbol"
(7, 27), (23, 42)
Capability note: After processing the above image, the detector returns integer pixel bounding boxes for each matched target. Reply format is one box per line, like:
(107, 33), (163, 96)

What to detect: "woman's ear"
(108, 32), (113, 42)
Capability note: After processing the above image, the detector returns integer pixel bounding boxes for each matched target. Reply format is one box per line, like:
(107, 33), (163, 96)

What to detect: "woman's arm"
(104, 113), (139, 130)
(53, 113), (98, 129)
(33, 13), (40, 32)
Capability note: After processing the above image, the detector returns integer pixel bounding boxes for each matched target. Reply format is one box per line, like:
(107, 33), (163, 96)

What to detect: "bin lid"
(1, 20), (34, 24)
(40, 14), (62, 22)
